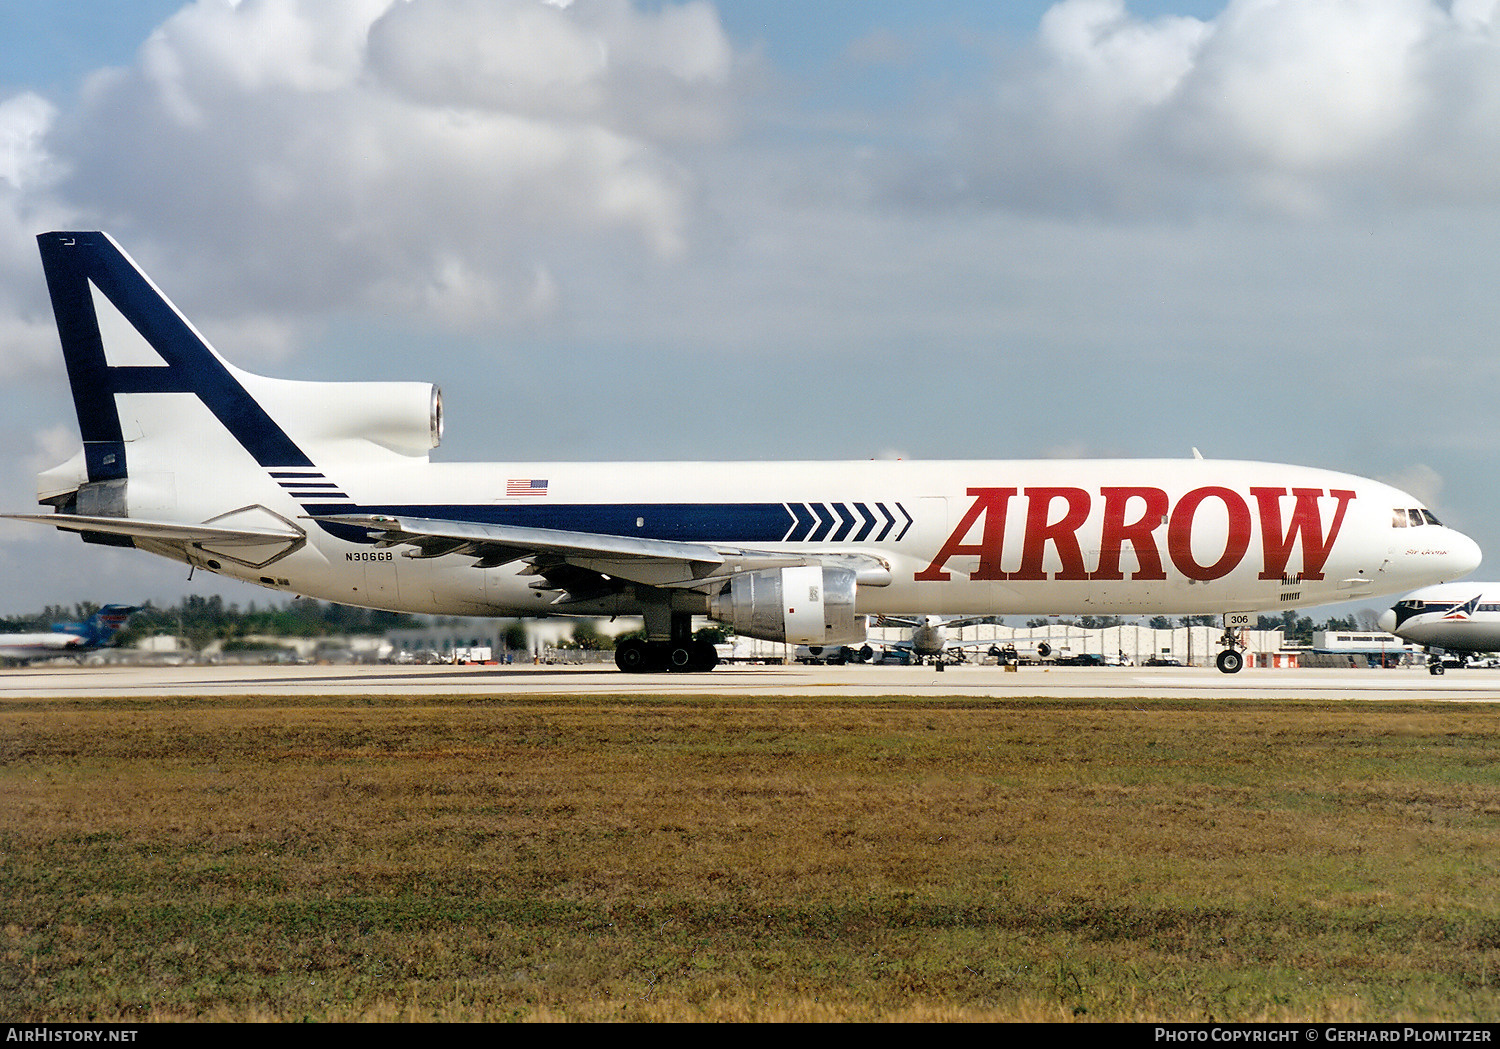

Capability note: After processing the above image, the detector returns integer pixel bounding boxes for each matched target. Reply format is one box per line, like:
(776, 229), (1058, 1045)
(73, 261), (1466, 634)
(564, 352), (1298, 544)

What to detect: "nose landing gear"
(1215, 614), (1251, 674)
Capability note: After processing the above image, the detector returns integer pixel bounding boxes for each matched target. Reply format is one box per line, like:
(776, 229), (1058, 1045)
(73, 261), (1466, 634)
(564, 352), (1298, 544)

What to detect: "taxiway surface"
(3, 662), (1498, 700)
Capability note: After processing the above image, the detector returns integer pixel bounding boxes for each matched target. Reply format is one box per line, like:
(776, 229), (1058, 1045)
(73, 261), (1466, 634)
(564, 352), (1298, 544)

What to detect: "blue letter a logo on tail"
(36, 231), (312, 482)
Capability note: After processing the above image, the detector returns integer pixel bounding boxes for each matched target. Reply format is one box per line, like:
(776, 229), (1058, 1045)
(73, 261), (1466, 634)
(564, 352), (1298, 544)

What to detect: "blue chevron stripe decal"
(829, 502), (855, 542)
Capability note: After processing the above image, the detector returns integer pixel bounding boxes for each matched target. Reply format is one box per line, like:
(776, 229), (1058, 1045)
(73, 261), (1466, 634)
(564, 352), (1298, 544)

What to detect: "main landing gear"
(614, 611), (720, 673)
(614, 637), (719, 673)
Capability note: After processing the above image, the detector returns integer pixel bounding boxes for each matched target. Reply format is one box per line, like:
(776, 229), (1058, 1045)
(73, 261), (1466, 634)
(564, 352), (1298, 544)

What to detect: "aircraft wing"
(873, 614), (1003, 629)
(313, 513), (892, 593)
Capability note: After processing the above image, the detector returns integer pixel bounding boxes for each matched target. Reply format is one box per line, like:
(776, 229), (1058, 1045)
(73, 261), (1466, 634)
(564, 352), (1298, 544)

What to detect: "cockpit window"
(1392, 507), (1442, 528)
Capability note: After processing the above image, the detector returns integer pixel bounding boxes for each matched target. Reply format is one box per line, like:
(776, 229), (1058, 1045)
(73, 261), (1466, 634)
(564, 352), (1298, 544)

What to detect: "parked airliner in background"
(1378, 584), (1500, 674)
(2, 232), (1483, 673)
(872, 614), (1006, 665)
(797, 615), (1007, 665)
(864, 615), (1068, 666)
(0, 604), (137, 663)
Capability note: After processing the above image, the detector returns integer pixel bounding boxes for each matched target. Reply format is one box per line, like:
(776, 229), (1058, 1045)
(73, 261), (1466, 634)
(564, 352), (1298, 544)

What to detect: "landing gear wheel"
(661, 640), (720, 672)
(1216, 649), (1244, 674)
(615, 638), (651, 673)
(1430, 662), (1445, 676)
(667, 644), (695, 671)
(692, 639), (719, 671)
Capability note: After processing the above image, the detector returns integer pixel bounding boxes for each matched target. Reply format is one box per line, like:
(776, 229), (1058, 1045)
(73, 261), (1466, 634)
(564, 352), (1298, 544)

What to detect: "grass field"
(3, 692), (1500, 1022)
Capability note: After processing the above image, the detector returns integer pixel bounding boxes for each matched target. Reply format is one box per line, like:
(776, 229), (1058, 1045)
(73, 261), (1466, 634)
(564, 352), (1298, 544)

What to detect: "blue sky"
(1, 0), (1497, 620)
(0, 3), (183, 94)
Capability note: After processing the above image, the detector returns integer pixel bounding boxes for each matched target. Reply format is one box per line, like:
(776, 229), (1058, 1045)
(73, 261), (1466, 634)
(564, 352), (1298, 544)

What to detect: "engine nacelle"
(709, 565), (866, 645)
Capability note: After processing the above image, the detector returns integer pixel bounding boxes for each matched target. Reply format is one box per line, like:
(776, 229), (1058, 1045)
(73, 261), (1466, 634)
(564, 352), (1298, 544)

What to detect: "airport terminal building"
(859, 621), (1422, 669)
(379, 620), (1423, 669)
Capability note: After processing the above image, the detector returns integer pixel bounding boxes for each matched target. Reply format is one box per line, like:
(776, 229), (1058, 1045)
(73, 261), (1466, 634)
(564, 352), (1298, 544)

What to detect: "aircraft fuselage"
(139, 454), (1474, 621)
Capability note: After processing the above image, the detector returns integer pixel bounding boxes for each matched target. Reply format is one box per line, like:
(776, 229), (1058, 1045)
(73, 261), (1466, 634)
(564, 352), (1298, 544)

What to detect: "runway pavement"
(3, 661), (1500, 700)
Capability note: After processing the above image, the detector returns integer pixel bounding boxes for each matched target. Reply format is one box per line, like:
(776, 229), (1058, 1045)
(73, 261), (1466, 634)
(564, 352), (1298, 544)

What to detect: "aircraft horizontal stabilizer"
(3, 512), (303, 546)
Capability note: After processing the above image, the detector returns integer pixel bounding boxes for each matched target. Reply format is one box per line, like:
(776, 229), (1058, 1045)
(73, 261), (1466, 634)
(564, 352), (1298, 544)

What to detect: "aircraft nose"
(1376, 608), (1397, 634)
(1446, 529), (1483, 579)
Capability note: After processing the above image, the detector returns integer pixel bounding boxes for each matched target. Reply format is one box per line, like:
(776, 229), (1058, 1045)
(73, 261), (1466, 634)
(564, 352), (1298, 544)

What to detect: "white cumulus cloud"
(0, 92), (79, 379)
(915, 0), (1500, 217)
(42, 0), (735, 334)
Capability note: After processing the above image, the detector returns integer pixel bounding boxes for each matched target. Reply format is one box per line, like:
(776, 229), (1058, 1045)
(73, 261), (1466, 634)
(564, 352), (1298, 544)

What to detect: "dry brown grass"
(3, 693), (1500, 1021)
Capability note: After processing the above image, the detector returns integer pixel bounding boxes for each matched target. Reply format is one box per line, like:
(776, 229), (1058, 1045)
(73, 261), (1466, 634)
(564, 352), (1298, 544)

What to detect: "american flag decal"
(507, 478), (548, 497)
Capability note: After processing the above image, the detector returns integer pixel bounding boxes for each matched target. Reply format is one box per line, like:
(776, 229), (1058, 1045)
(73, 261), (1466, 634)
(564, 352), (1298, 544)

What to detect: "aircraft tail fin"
(33, 232), (443, 516)
(48, 604), (139, 647)
(36, 232), (313, 485)
(82, 604), (139, 646)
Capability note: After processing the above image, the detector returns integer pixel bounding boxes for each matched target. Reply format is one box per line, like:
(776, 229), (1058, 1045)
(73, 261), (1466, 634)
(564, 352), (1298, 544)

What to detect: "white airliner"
(1377, 583), (1500, 673)
(0, 604), (137, 663)
(3, 232), (1483, 673)
(882, 619), (1094, 666)
(871, 614), (1017, 665)
(800, 617), (1053, 666)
